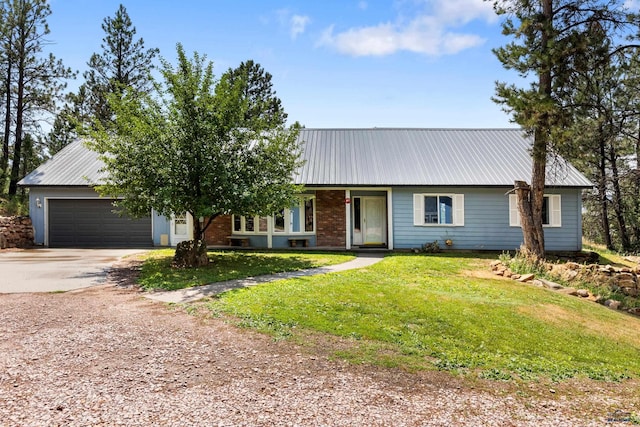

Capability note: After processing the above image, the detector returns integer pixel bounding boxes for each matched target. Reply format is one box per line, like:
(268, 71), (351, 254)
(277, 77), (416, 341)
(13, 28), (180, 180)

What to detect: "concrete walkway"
(146, 253), (384, 304)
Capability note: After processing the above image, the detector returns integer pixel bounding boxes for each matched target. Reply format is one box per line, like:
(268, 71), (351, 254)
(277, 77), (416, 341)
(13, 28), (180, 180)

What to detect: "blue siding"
(273, 235), (317, 249)
(228, 235), (317, 249)
(392, 187), (582, 251)
(152, 212), (170, 246)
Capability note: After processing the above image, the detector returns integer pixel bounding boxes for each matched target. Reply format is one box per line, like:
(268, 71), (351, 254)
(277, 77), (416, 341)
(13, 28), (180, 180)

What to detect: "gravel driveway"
(0, 259), (635, 426)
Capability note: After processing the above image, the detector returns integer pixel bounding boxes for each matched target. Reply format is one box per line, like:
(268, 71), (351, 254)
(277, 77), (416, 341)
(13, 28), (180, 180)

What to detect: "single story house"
(19, 128), (592, 251)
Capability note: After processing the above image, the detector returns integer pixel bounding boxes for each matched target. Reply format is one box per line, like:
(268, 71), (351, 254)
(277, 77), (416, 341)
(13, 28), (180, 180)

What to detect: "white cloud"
(318, 0), (495, 57)
(290, 14), (311, 40)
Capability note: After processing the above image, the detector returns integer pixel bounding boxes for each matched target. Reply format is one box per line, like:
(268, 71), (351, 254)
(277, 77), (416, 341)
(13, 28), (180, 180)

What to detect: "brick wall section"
(0, 216), (34, 248)
(316, 190), (346, 247)
(203, 215), (232, 245)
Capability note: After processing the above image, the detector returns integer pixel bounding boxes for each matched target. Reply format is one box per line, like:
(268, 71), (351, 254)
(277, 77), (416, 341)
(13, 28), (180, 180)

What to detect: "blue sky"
(47, 0), (522, 129)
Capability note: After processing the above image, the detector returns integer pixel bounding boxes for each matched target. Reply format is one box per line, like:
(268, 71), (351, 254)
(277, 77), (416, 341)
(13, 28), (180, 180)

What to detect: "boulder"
(604, 299), (621, 310)
(576, 289), (590, 298)
(565, 262), (581, 270)
(561, 269), (579, 282)
(556, 287), (578, 296)
(517, 273), (535, 282)
(0, 232), (6, 249)
(539, 279), (563, 290)
(599, 265), (615, 274)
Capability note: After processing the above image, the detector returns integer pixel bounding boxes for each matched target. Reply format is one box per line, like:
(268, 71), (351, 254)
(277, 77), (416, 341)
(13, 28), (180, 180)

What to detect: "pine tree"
(83, 3), (158, 129)
(2, 0), (74, 195)
(488, 0), (640, 258)
(218, 60), (288, 129)
(48, 4), (158, 152)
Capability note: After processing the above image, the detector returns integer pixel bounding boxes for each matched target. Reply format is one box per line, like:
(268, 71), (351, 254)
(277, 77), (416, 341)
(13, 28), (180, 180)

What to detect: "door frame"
(170, 212), (193, 246)
(351, 195), (387, 247)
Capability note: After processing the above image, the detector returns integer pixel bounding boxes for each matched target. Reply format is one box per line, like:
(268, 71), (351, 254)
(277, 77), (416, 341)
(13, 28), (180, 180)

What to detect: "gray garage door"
(48, 199), (152, 248)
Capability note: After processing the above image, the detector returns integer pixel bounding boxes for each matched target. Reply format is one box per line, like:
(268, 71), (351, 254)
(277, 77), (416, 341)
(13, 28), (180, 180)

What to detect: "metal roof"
(19, 128), (593, 188)
(19, 139), (107, 186)
(294, 128), (592, 187)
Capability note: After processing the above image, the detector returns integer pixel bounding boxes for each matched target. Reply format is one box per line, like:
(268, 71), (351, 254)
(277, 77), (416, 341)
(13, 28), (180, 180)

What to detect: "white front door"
(170, 212), (193, 246)
(362, 197), (386, 245)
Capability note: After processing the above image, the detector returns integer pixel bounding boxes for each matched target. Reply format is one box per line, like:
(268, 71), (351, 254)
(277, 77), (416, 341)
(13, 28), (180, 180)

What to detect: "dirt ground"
(0, 259), (638, 426)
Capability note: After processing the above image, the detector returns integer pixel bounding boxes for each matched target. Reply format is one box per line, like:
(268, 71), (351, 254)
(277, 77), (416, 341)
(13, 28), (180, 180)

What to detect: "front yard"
(137, 250), (355, 291)
(176, 252), (640, 384)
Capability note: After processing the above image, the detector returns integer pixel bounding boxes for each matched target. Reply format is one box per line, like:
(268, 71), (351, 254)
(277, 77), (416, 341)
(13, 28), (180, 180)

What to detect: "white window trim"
(413, 193), (464, 227)
(232, 195), (316, 235)
(509, 194), (561, 228)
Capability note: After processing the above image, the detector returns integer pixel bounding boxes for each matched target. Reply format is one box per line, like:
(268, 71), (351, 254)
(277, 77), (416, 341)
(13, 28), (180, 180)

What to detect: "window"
(509, 194), (561, 227)
(233, 196), (315, 234)
(173, 213), (188, 235)
(413, 194), (464, 226)
(353, 198), (361, 232)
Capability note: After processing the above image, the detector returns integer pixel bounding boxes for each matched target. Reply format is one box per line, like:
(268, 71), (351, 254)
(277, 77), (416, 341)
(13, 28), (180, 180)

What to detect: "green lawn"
(204, 252), (640, 382)
(137, 249), (355, 291)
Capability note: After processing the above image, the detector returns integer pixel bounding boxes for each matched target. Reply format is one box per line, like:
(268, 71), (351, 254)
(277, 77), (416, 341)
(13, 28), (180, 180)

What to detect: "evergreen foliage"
(47, 3), (158, 154)
(488, 0), (640, 257)
(0, 0), (75, 195)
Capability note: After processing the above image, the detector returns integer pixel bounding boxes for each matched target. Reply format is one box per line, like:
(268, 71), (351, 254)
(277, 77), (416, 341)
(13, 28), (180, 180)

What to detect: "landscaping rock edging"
(0, 216), (34, 248)
(490, 259), (640, 316)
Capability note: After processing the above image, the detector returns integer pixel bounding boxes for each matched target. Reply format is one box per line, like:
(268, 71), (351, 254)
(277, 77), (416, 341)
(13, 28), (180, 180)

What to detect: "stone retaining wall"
(0, 216), (34, 248)
(491, 259), (640, 315)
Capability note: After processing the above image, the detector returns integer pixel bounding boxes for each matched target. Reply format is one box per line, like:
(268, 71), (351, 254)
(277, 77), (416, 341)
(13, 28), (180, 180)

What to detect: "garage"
(48, 199), (152, 248)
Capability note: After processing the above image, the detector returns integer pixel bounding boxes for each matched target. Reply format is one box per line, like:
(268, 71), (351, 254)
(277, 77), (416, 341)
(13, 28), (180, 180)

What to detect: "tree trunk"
(1, 60), (11, 191)
(8, 54), (24, 196)
(632, 126), (640, 246)
(517, 0), (553, 260)
(172, 213), (210, 268)
(608, 142), (630, 251)
(172, 239), (209, 268)
(598, 137), (614, 249)
(515, 180), (543, 259)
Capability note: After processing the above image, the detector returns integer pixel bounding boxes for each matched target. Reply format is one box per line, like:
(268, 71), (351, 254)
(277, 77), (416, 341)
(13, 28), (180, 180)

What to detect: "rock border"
(490, 260), (640, 316)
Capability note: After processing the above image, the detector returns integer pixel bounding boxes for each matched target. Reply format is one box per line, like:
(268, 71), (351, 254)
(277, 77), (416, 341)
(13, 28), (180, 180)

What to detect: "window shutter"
(550, 194), (561, 227)
(509, 194), (521, 227)
(413, 194), (424, 226)
(453, 194), (464, 226)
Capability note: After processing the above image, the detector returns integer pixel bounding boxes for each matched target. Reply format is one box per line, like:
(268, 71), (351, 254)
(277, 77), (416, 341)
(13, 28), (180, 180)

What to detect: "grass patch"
(138, 249), (355, 291)
(583, 241), (637, 268)
(205, 253), (640, 382)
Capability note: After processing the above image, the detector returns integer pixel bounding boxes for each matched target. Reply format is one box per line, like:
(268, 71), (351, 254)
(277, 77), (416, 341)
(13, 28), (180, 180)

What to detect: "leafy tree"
(488, 0), (640, 258)
(1, 0), (75, 195)
(89, 44), (302, 267)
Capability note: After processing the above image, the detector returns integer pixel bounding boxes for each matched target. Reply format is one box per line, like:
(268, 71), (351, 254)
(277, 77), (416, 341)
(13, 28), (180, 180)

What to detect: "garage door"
(48, 199), (152, 247)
